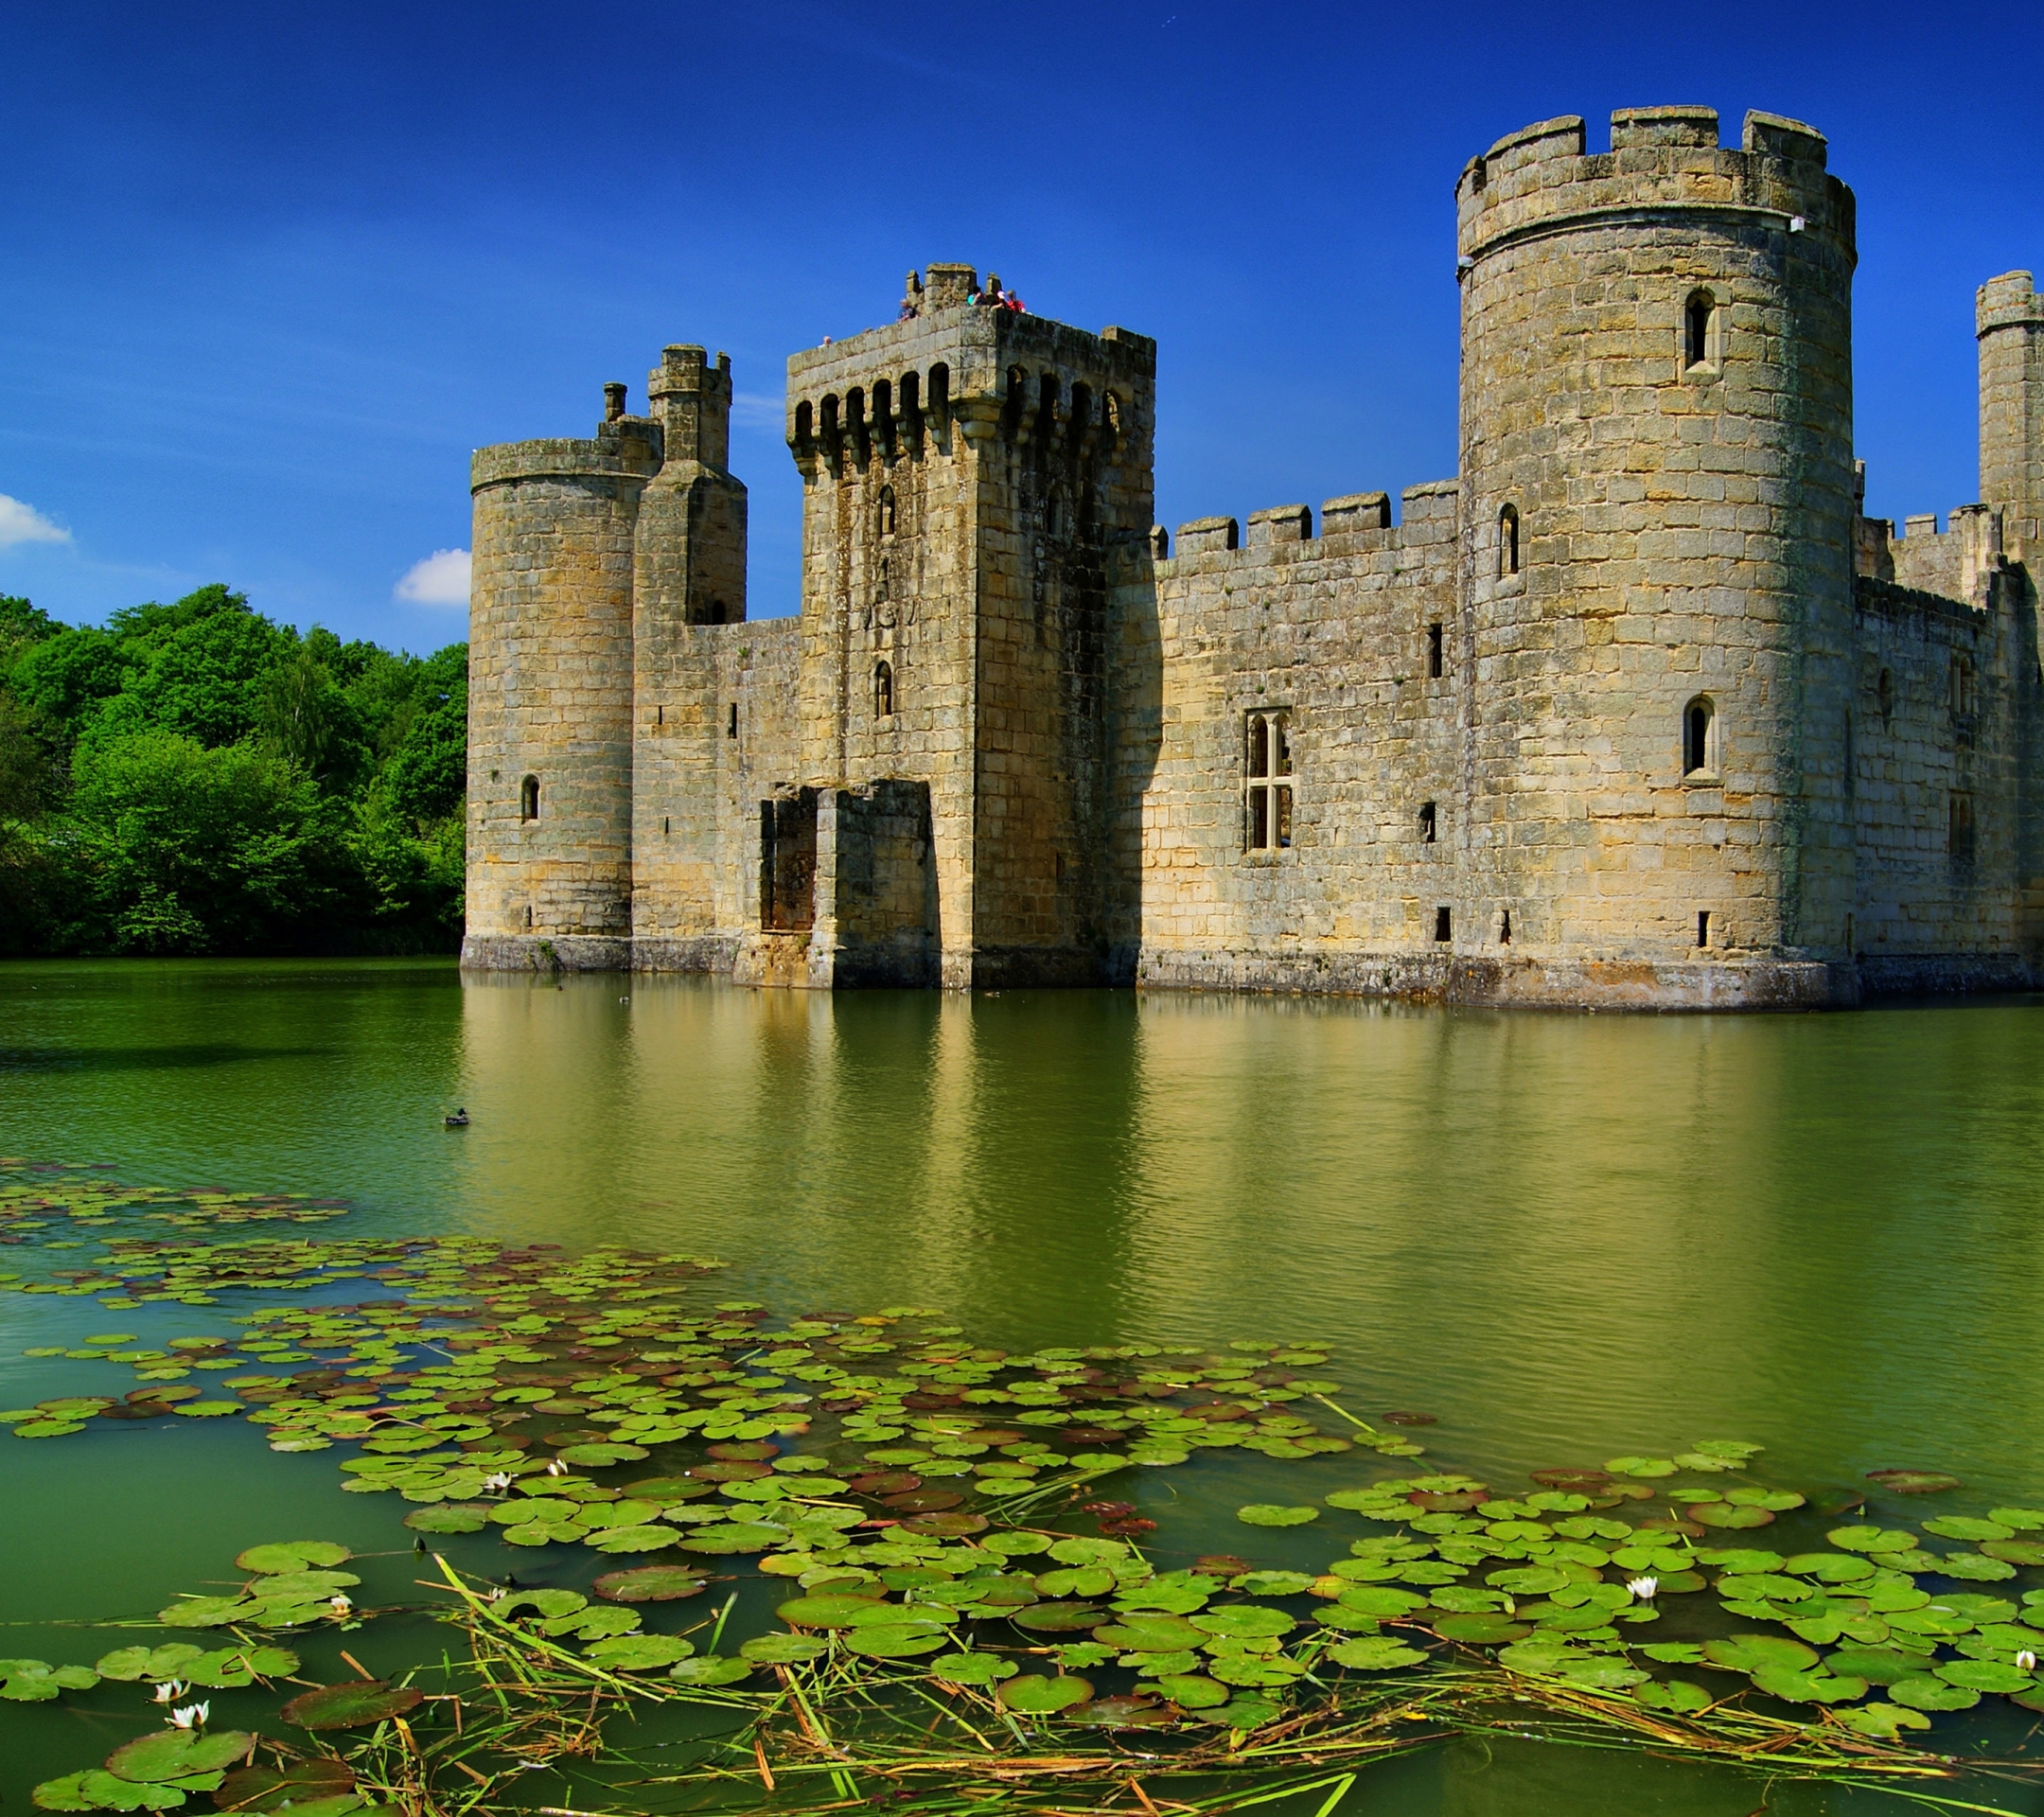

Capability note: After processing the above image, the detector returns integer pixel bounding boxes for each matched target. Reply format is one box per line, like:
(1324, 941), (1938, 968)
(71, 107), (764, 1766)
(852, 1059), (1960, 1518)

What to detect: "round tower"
(462, 412), (658, 968)
(1454, 107), (1858, 1002)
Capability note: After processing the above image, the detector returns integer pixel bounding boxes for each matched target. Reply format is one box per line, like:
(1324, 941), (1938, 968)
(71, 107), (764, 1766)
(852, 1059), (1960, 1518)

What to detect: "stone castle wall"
(462, 108), (2044, 1008)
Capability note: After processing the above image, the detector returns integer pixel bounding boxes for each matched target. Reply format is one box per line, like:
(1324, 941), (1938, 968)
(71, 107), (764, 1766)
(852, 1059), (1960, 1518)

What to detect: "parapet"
(1455, 105), (1852, 269)
(1979, 272), (2044, 336)
(471, 421), (661, 494)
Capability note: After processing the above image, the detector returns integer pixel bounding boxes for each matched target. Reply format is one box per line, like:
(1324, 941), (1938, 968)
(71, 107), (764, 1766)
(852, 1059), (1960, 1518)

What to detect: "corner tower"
(1454, 107), (1858, 1002)
(463, 404), (659, 968)
(782, 267), (1156, 986)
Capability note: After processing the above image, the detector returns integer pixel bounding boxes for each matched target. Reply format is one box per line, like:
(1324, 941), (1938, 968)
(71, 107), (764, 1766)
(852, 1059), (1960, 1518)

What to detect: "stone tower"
(629, 346), (749, 956)
(464, 405), (659, 966)
(776, 266), (1156, 986)
(1979, 273), (2044, 556)
(1454, 107), (1858, 994)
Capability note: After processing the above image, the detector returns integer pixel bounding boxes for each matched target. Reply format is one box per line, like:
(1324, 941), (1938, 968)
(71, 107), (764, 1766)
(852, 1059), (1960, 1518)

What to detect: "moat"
(6, 959), (2044, 1812)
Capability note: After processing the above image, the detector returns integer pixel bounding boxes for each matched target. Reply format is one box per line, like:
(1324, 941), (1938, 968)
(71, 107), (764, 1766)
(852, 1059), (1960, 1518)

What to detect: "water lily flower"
(483, 1472), (514, 1491)
(168, 1702), (208, 1730)
(328, 1595), (353, 1616)
(545, 1458), (568, 1477)
(1626, 1577), (1658, 1600)
(150, 1679), (188, 1703)
(2019, 1649), (2037, 1672)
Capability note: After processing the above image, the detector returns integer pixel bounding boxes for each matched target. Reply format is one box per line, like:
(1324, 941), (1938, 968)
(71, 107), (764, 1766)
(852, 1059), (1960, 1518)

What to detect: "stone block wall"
(1119, 481), (1460, 985)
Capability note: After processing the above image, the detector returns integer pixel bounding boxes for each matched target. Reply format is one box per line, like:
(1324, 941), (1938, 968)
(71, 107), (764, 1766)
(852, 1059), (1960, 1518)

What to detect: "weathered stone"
(461, 110), (2044, 1010)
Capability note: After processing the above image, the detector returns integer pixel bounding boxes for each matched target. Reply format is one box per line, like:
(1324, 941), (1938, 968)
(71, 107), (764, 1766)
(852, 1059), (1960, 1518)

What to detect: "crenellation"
(462, 117), (2044, 1006)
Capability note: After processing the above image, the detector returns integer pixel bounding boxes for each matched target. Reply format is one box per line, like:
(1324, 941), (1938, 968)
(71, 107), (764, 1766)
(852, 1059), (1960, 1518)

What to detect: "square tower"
(784, 267), (1156, 986)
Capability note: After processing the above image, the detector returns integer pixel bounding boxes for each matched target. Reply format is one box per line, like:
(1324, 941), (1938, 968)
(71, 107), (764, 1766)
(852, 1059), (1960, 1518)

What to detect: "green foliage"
(0, 584), (466, 956)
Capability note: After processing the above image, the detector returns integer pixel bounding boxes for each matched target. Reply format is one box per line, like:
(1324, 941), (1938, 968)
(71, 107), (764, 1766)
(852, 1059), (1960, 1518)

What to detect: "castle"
(462, 106), (2044, 1009)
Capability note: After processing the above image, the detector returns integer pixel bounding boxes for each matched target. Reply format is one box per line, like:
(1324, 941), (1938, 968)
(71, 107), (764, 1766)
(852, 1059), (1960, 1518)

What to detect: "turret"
(1454, 106), (1858, 988)
(463, 409), (659, 965)
(1979, 273), (2044, 555)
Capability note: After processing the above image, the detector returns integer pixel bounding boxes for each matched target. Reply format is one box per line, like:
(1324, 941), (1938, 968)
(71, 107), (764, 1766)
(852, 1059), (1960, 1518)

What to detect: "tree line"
(0, 586), (466, 956)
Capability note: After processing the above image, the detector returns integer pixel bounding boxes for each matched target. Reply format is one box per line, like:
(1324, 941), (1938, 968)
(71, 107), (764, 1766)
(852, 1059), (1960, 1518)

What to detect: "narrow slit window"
(1418, 801), (1437, 843)
(1427, 622), (1444, 679)
(1950, 653), (1977, 718)
(1949, 792), (1976, 863)
(520, 775), (538, 822)
(1499, 504), (1520, 578)
(1684, 290), (1718, 371)
(1243, 708), (1293, 852)
(1499, 908), (1511, 944)
(874, 660), (894, 717)
(1697, 909), (1711, 948)
(728, 703), (738, 739)
(1683, 697), (1717, 777)
(1434, 906), (1453, 943)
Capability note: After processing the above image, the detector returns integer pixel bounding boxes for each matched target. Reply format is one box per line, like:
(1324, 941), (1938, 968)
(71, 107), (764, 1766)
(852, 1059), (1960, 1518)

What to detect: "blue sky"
(1, 1), (2037, 652)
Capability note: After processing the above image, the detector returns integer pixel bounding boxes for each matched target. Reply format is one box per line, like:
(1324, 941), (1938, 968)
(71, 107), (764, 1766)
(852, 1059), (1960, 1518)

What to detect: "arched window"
(874, 660), (894, 718)
(1684, 290), (1718, 372)
(877, 485), (896, 538)
(1683, 697), (1717, 778)
(1498, 503), (1520, 578)
(520, 775), (539, 821)
(1950, 653), (1977, 718)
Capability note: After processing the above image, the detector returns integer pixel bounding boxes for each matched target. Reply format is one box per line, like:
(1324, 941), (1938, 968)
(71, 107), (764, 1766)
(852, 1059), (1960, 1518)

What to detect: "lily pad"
(156, 1596), (255, 1630)
(998, 1673), (1095, 1714)
(1689, 1503), (1774, 1529)
(1329, 1635), (1428, 1670)
(211, 1759), (358, 1813)
(844, 1623), (950, 1659)
(1833, 1702), (1933, 1738)
(1889, 1674), (1979, 1711)
(1433, 1613), (1531, 1645)
(555, 1443), (649, 1466)
(1700, 1634), (1820, 1674)
(1634, 1680), (1713, 1713)
(1934, 1659), (2037, 1693)
(105, 1729), (256, 1782)
(1011, 1601), (1109, 1632)
(927, 1649), (1017, 1685)
(1235, 1505), (1318, 1526)
(1190, 1605), (1295, 1640)
(740, 1632), (830, 1665)
(1866, 1470), (1961, 1494)
(679, 1522), (785, 1555)
(235, 1542), (351, 1574)
(403, 1503), (490, 1534)
(592, 1566), (710, 1603)
(585, 1634), (696, 1671)
(281, 1681), (426, 1730)
(776, 1594), (892, 1629)
(668, 1654), (753, 1685)
(1751, 1667), (1868, 1704)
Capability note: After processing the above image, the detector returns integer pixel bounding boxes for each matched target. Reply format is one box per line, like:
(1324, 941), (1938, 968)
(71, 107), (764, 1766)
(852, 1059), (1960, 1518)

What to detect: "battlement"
(471, 422), (661, 493)
(1455, 106), (1853, 267)
(1159, 481), (1457, 569)
(784, 265), (1154, 479)
(1979, 272), (2044, 336)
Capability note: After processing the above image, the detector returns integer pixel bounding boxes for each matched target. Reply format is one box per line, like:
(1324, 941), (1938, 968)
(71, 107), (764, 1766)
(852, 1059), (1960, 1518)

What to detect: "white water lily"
(150, 1679), (188, 1703)
(484, 1471), (515, 1491)
(168, 1701), (208, 1729)
(545, 1458), (568, 1477)
(1626, 1577), (1659, 1600)
(2019, 1649), (2037, 1671)
(328, 1594), (353, 1616)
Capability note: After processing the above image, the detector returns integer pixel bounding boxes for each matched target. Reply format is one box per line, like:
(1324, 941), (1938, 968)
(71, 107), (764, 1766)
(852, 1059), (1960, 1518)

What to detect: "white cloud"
(0, 495), (72, 550)
(396, 547), (471, 606)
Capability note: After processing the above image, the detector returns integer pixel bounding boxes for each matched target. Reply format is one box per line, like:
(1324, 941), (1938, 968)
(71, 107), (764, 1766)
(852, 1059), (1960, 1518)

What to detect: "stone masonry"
(463, 109), (2044, 1009)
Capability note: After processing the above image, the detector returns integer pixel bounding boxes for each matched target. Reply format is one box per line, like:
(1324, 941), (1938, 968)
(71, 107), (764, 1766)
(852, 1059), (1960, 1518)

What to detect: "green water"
(6, 959), (2044, 1813)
